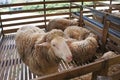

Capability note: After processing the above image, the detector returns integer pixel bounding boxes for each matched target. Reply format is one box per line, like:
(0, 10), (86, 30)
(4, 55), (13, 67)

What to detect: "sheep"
(15, 25), (46, 64)
(64, 26), (91, 40)
(96, 51), (120, 76)
(46, 18), (78, 31)
(67, 36), (98, 65)
(15, 25), (73, 76)
(100, 51), (117, 59)
(63, 26), (98, 65)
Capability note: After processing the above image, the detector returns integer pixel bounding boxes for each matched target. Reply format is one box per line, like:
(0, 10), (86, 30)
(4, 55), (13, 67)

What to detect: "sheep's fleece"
(46, 18), (78, 31)
(15, 25), (63, 76)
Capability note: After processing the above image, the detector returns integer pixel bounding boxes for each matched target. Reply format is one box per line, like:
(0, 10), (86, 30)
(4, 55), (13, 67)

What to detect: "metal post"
(44, 0), (46, 28)
(0, 13), (4, 37)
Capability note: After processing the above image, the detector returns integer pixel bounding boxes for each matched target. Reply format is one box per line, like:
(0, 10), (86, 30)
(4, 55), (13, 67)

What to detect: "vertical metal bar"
(27, 66), (30, 80)
(79, 2), (84, 27)
(69, 1), (72, 19)
(109, 0), (112, 13)
(102, 20), (110, 52)
(93, 1), (96, 20)
(44, 0), (46, 29)
(61, 60), (68, 70)
(93, 0), (96, 9)
(0, 13), (4, 38)
(19, 60), (22, 80)
(23, 64), (26, 80)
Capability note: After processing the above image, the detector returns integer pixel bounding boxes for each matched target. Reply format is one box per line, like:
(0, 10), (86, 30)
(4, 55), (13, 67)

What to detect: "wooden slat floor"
(0, 35), (97, 80)
(0, 35), (38, 80)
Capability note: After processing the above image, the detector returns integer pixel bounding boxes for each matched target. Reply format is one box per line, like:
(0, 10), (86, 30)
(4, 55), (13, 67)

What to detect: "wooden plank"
(109, 70), (120, 80)
(84, 18), (120, 45)
(1, 12), (69, 22)
(3, 29), (18, 34)
(0, 1), (78, 8)
(2, 20), (45, 27)
(107, 42), (120, 53)
(0, 6), (78, 15)
(108, 55), (120, 66)
(3, 24), (46, 34)
(0, 9), (44, 15)
(1, 15), (45, 22)
(34, 61), (103, 80)
(95, 1), (120, 10)
(108, 33), (120, 45)
(84, 20), (103, 34)
(102, 20), (110, 51)
(1, 0), (103, 8)
(0, 2), (45, 8)
(3, 0), (111, 7)
(2, 15), (70, 28)
(33, 55), (120, 80)
(110, 22), (120, 32)
(79, 11), (83, 27)
(92, 55), (120, 80)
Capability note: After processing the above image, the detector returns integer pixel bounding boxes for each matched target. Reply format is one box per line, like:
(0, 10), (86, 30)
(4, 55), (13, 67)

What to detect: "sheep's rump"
(70, 37), (98, 65)
(46, 18), (78, 31)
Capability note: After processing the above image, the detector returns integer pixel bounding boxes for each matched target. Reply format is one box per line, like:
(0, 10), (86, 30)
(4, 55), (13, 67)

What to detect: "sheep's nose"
(66, 56), (72, 62)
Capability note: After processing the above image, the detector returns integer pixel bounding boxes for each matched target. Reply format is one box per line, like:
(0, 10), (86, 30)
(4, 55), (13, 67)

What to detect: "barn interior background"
(0, 0), (120, 80)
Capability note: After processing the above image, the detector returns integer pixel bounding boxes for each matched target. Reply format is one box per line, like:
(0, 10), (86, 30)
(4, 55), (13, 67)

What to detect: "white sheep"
(95, 51), (120, 76)
(46, 18), (78, 31)
(67, 36), (98, 65)
(15, 25), (72, 76)
(64, 26), (98, 65)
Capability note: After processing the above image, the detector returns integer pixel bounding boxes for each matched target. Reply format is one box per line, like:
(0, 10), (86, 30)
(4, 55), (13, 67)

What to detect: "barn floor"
(0, 35), (39, 80)
(0, 34), (100, 80)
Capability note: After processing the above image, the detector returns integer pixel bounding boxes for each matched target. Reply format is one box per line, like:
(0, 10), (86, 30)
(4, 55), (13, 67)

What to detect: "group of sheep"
(15, 18), (99, 76)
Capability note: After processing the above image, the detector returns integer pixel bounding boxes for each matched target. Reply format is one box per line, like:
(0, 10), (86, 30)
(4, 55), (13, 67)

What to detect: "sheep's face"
(51, 36), (72, 63)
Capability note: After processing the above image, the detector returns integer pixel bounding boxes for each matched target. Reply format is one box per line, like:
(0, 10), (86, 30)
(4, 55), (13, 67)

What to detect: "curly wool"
(64, 26), (98, 65)
(68, 36), (98, 65)
(64, 26), (90, 41)
(15, 25), (46, 63)
(46, 18), (78, 31)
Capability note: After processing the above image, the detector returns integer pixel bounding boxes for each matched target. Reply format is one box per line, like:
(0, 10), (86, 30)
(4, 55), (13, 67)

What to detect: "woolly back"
(46, 18), (78, 31)
(64, 26), (90, 40)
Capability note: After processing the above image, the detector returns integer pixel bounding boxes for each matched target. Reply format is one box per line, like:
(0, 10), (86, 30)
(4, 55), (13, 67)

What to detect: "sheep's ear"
(34, 42), (50, 57)
(35, 42), (50, 49)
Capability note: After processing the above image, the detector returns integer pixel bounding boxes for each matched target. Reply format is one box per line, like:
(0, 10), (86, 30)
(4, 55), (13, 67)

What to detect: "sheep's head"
(50, 36), (73, 63)
(46, 29), (65, 42)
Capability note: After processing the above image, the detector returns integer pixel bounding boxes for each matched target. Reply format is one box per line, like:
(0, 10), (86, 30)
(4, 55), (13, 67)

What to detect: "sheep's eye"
(53, 44), (56, 47)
